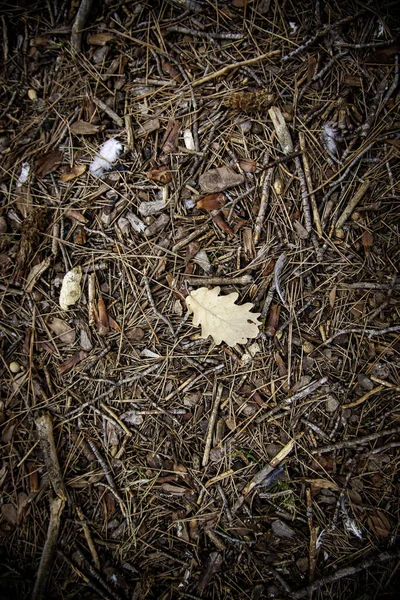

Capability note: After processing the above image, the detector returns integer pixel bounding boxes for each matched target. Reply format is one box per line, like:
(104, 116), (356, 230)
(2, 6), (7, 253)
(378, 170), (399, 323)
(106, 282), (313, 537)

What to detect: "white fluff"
(321, 122), (341, 158)
(17, 162), (30, 187)
(90, 138), (123, 177)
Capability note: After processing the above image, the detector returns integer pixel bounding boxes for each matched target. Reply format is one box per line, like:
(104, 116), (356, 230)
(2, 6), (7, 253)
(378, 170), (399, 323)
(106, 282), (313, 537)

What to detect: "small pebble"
(371, 362), (390, 380)
(0, 216), (7, 233)
(9, 362), (21, 374)
(273, 178), (284, 195)
(326, 395), (339, 412)
(302, 340), (314, 354)
(335, 228), (345, 239)
(93, 46), (109, 64)
(271, 519), (295, 539)
(238, 120), (252, 134)
(357, 373), (374, 391)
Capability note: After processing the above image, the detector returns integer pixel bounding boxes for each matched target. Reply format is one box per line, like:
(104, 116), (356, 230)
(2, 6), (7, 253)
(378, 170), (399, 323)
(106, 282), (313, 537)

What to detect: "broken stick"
(32, 412), (66, 600)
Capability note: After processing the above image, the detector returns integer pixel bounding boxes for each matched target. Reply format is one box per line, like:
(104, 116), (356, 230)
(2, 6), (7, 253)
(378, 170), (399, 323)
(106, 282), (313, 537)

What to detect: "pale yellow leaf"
(186, 286), (261, 347)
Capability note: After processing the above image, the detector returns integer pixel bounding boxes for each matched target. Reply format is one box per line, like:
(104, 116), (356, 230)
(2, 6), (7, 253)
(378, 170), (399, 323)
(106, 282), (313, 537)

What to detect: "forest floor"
(0, 1), (400, 599)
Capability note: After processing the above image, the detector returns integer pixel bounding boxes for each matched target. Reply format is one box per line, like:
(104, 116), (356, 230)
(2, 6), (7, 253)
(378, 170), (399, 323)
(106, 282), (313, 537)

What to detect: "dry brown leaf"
(350, 299), (365, 319)
(47, 317), (76, 344)
(24, 256), (51, 293)
(199, 166), (244, 193)
(59, 164), (87, 182)
(304, 478), (340, 492)
(125, 327), (145, 341)
(367, 510), (391, 538)
(238, 158), (257, 173)
(361, 230), (374, 256)
(186, 287), (261, 347)
(27, 461), (39, 493)
(146, 165), (173, 184)
(329, 286), (337, 309)
(211, 210), (234, 236)
(70, 121), (102, 135)
(2, 420), (17, 443)
(97, 297), (110, 336)
(139, 118), (160, 134)
(87, 33), (115, 46)
(196, 192), (226, 211)
(1, 503), (17, 525)
(161, 61), (184, 83)
(35, 150), (63, 178)
(161, 119), (180, 154)
(64, 209), (88, 224)
(198, 552), (223, 595)
(58, 350), (88, 374)
(161, 483), (188, 495)
(265, 304), (281, 337)
(17, 492), (30, 524)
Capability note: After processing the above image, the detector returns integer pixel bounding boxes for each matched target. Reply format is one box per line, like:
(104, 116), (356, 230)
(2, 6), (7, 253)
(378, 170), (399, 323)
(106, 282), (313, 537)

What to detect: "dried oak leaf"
(186, 286), (261, 347)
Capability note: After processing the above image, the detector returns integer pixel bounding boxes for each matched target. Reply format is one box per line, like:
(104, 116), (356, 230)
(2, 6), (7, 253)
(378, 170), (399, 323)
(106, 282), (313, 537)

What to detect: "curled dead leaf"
(125, 327), (145, 341)
(162, 61), (183, 83)
(64, 209), (88, 224)
(97, 297), (110, 336)
(58, 350), (88, 374)
(70, 121), (102, 135)
(304, 478), (340, 492)
(146, 165), (173, 184)
(35, 150), (63, 178)
(238, 158), (257, 173)
(1, 504), (17, 525)
(47, 317), (76, 344)
(59, 164), (87, 182)
(265, 304), (281, 337)
(196, 192), (226, 211)
(87, 33), (115, 45)
(211, 210), (234, 236)
(367, 510), (391, 538)
(161, 119), (180, 154)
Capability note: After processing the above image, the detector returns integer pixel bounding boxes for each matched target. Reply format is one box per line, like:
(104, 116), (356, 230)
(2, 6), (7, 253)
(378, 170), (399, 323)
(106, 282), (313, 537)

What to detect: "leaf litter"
(0, 1), (399, 599)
